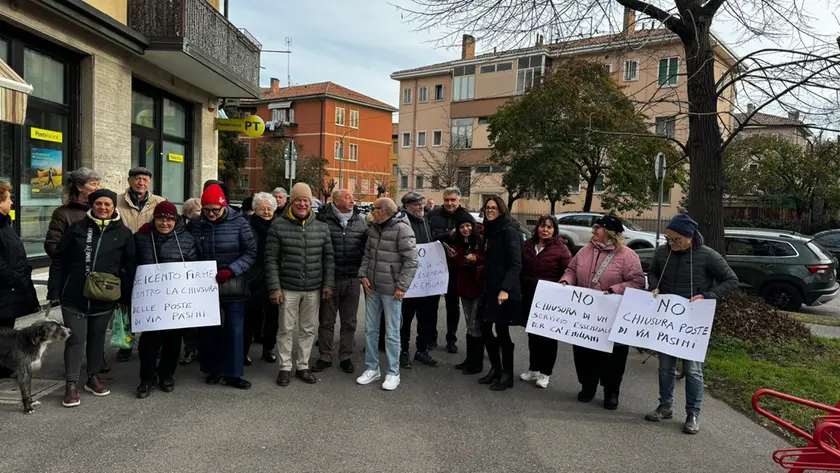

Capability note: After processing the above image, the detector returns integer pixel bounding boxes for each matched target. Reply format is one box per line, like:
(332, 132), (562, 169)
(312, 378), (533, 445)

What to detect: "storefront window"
(162, 141), (185, 205)
(24, 48), (65, 104)
(163, 98), (186, 138)
(0, 123), (12, 184)
(131, 136), (156, 179)
(0, 38), (8, 63)
(132, 91), (156, 128)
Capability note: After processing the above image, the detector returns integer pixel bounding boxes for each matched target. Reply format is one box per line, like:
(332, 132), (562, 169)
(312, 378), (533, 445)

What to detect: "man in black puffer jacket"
(427, 187), (476, 353)
(311, 189), (367, 374)
(133, 201), (198, 399)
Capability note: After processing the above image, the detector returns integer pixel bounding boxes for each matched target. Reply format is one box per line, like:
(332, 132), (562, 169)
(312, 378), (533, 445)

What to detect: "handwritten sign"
(404, 242), (449, 298)
(608, 288), (716, 362)
(525, 281), (622, 353)
(131, 261), (221, 332)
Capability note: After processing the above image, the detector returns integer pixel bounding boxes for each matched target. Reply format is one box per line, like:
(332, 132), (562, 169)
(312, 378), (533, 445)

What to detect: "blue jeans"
(198, 301), (246, 378)
(365, 291), (402, 376)
(658, 353), (704, 415)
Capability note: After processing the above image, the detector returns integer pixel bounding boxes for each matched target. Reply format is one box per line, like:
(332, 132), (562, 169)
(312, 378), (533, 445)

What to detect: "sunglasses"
(202, 207), (223, 215)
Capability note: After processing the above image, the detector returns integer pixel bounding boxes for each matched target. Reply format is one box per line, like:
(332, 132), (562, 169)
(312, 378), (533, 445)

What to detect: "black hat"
(129, 167), (152, 178)
(88, 188), (118, 207)
(455, 209), (477, 229)
(594, 214), (624, 233)
(241, 197), (253, 212)
(401, 192), (424, 206)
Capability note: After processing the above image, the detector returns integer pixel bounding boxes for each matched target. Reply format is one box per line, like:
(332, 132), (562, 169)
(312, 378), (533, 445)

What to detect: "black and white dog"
(0, 321), (71, 414)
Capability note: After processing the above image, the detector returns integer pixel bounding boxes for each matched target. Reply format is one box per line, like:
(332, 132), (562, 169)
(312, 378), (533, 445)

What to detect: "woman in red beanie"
(187, 184), (257, 389)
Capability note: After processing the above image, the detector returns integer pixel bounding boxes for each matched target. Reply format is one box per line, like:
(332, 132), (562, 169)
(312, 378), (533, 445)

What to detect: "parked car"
(813, 230), (840, 261)
(635, 228), (839, 310)
(553, 212), (665, 252)
(470, 212), (532, 241)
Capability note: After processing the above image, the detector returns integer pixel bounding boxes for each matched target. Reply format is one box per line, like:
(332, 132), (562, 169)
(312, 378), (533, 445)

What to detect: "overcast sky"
(230, 1), (838, 117)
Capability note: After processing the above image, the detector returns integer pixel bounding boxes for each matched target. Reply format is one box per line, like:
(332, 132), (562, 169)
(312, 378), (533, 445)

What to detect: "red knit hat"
(154, 201), (178, 218)
(201, 184), (227, 206)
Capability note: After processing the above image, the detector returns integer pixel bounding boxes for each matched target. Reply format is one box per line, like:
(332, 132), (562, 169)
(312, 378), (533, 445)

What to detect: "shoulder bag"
(82, 226), (122, 301)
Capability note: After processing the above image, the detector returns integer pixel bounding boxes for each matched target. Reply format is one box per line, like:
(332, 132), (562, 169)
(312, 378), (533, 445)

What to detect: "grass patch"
(788, 312), (840, 327)
(704, 335), (840, 445)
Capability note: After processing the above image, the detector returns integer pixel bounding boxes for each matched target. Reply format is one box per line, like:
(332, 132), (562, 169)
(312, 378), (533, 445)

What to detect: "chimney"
(788, 110), (800, 121)
(747, 103), (755, 114)
(622, 7), (636, 36)
(270, 77), (280, 94)
(536, 34), (544, 47)
(461, 34), (475, 60)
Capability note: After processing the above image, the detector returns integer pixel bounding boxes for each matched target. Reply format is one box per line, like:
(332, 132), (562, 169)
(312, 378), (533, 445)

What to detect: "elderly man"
(399, 192), (439, 369)
(427, 187), (474, 353)
(356, 198), (418, 391)
(272, 187), (288, 216)
(266, 183), (335, 387)
(312, 189), (367, 374)
(426, 199), (436, 212)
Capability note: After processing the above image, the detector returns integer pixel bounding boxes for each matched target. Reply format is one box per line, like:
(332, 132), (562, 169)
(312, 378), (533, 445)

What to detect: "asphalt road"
(1, 302), (788, 473)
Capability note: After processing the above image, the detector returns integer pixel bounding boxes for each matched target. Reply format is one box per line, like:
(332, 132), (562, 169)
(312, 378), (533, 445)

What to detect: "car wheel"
(760, 283), (804, 311)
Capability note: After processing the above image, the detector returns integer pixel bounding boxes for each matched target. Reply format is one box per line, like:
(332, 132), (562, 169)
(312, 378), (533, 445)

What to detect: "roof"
(392, 28), (735, 78)
(246, 81), (397, 113)
(733, 112), (807, 128)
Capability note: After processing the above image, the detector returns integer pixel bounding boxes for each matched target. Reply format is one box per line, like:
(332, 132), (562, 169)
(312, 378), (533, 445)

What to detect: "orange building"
(237, 79), (397, 202)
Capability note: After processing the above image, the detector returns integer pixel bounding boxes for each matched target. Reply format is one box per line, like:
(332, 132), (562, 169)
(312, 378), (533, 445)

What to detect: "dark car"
(813, 230), (840, 262)
(635, 228), (839, 310)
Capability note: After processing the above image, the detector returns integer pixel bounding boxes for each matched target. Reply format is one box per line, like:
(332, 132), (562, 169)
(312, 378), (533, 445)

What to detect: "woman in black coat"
(477, 196), (523, 391)
(0, 182), (40, 378)
(134, 201), (197, 398)
(243, 192), (278, 364)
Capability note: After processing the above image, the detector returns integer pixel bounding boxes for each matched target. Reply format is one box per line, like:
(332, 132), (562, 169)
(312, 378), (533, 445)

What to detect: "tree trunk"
(682, 19), (726, 255)
(549, 199), (557, 214)
(507, 193), (521, 210)
(582, 176), (597, 212)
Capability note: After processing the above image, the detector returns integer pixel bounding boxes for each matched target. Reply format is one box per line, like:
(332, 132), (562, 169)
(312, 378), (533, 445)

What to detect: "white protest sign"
(404, 242), (449, 298)
(525, 280), (622, 353)
(608, 287), (716, 362)
(131, 261), (221, 332)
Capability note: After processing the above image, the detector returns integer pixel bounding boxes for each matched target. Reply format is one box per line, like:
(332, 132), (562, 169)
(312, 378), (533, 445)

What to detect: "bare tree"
(397, 0), (840, 254)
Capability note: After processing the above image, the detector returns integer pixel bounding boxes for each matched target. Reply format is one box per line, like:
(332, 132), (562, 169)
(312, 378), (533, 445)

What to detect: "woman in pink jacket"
(560, 215), (645, 410)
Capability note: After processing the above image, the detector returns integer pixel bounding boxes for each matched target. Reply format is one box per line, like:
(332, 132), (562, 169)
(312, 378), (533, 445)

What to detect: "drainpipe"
(224, 0), (229, 18)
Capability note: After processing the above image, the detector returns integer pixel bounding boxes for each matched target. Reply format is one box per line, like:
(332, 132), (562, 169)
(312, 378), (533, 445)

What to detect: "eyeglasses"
(202, 207), (223, 215)
(665, 236), (685, 243)
(485, 206), (499, 212)
(154, 216), (176, 223)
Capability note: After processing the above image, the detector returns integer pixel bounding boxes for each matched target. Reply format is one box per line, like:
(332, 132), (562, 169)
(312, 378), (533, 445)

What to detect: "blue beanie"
(667, 214), (698, 238)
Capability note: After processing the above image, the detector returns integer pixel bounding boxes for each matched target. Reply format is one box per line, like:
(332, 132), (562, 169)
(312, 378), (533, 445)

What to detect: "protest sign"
(404, 242), (449, 298)
(525, 281), (622, 353)
(608, 287), (716, 362)
(131, 261), (221, 332)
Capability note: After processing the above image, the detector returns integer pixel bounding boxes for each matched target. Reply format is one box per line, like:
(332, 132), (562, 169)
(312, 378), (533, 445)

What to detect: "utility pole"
(654, 152), (666, 247)
(284, 138), (298, 189)
(338, 128), (354, 189)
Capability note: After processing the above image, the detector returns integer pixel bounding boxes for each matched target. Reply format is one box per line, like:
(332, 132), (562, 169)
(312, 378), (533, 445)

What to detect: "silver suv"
(554, 212), (665, 252)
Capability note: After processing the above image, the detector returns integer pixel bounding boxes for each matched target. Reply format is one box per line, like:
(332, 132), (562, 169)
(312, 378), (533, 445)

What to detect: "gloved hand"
(216, 269), (234, 284)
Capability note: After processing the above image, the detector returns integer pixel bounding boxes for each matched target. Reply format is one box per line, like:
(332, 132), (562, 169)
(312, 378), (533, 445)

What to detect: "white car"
(470, 212), (532, 241)
(553, 212), (665, 252)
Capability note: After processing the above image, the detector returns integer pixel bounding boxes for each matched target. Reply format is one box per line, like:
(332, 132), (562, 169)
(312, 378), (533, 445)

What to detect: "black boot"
(478, 368), (501, 384)
(491, 343), (514, 391)
(455, 334), (473, 370)
(462, 335), (484, 375)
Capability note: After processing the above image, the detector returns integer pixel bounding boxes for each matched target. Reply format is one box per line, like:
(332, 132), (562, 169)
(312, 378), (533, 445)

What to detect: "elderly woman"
(55, 189), (135, 407)
(243, 192), (278, 364)
(188, 184), (257, 389)
(560, 215), (645, 410)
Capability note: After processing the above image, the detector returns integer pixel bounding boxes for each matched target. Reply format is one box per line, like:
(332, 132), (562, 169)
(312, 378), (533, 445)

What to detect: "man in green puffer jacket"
(266, 183), (335, 387)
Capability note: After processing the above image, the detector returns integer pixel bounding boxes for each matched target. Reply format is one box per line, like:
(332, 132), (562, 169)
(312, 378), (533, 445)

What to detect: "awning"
(268, 101), (292, 110)
(0, 59), (32, 125)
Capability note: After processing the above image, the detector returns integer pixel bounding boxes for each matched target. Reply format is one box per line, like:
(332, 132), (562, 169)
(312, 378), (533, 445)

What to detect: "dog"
(0, 321), (71, 414)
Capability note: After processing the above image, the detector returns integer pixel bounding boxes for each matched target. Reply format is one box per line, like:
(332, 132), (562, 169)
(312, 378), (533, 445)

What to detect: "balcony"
(128, 0), (262, 98)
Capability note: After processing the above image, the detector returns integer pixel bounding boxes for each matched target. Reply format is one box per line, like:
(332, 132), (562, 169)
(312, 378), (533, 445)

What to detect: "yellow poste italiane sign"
(30, 127), (63, 143)
(215, 114), (264, 138)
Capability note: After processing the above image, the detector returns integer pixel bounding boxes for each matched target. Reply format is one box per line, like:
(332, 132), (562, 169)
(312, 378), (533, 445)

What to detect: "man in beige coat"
(115, 166), (164, 361)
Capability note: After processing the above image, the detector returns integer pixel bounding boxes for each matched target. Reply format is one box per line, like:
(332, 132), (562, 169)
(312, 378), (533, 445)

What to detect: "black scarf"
(482, 214), (509, 238)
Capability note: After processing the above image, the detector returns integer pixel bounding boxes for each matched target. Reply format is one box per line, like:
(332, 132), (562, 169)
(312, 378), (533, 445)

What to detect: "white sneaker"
(536, 373), (550, 388)
(520, 370), (540, 382)
(356, 370), (381, 385)
(381, 374), (400, 391)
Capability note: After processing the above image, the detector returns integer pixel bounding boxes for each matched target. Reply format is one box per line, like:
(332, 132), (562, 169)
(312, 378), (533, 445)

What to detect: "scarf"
(86, 210), (116, 230)
(287, 205), (310, 225)
(129, 190), (149, 211)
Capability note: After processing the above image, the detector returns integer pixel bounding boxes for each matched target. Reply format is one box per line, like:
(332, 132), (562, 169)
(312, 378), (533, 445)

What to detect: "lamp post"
(654, 152), (666, 247)
(338, 128), (354, 189)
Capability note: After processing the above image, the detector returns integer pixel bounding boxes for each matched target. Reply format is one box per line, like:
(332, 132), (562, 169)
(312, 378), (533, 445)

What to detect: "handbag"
(218, 272), (250, 301)
(83, 227), (122, 301)
(109, 305), (133, 349)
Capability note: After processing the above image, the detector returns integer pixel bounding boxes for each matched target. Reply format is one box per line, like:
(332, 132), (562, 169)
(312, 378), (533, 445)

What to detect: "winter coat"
(0, 214), (39, 320)
(45, 199), (89, 300)
(188, 206), (256, 278)
(521, 236), (573, 309)
(134, 221), (198, 266)
(117, 189), (165, 233)
(55, 211), (136, 315)
(246, 214), (273, 296)
(428, 205), (474, 243)
(265, 207), (335, 293)
(358, 212), (419, 295)
(647, 231), (739, 299)
(402, 208), (434, 244)
(478, 216), (523, 325)
(450, 233), (484, 299)
(560, 241), (646, 294)
(316, 203), (367, 280)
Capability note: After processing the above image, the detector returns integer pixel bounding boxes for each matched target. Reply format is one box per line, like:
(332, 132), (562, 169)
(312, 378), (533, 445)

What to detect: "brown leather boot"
(62, 382), (81, 408)
(84, 375), (111, 396)
(276, 370), (290, 387)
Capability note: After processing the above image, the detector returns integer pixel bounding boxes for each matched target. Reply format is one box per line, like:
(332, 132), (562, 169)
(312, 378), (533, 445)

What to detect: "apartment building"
(237, 80), (397, 202)
(391, 9), (738, 217)
(733, 105), (812, 147)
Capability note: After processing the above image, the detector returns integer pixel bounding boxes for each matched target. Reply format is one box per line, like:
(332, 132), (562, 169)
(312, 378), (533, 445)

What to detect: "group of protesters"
(0, 167), (738, 435)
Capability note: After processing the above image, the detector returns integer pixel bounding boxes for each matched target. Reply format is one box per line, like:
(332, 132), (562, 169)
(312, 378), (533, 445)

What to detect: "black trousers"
(139, 329), (183, 383)
(401, 296), (436, 353)
(527, 333), (558, 376)
(0, 318), (14, 378)
(244, 294), (278, 355)
(432, 277), (461, 344)
(573, 344), (630, 395)
(182, 328), (198, 354)
(481, 320), (514, 371)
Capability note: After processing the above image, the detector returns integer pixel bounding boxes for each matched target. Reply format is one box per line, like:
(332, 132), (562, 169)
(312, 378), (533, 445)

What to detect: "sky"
(229, 0), (839, 120)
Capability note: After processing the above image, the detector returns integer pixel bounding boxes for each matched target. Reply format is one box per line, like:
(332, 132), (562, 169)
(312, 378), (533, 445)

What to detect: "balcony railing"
(129, 0), (261, 94)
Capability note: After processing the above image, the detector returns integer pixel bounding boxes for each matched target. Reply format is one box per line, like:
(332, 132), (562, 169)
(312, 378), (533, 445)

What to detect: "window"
(659, 57), (679, 86)
(432, 130), (442, 146)
(660, 186), (672, 205)
(349, 143), (358, 161)
(25, 48), (66, 104)
(415, 175), (424, 189)
(348, 176), (357, 192)
(496, 63), (512, 71)
(350, 110), (359, 128)
(239, 174), (250, 190)
(402, 131), (411, 148)
(335, 107), (345, 125)
(362, 178), (371, 194)
(434, 84), (445, 101)
(816, 232), (840, 248)
(403, 88), (412, 104)
(569, 184), (582, 195)
(451, 118), (473, 149)
(726, 238), (797, 257)
(418, 87), (428, 103)
(453, 65), (476, 101)
(516, 56), (543, 94)
(624, 60), (639, 81)
(400, 174), (409, 190)
(393, 141), (398, 153)
(271, 108), (294, 124)
(480, 65), (495, 74)
(334, 141), (342, 159)
(558, 215), (593, 227)
(478, 117), (490, 125)
(417, 131), (426, 147)
(655, 116), (676, 139)
(592, 175), (605, 194)
(431, 176), (440, 190)
(457, 168), (471, 196)
(602, 63), (612, 75)
(474, 165), (505, 173)
(392, 164), (399, 176)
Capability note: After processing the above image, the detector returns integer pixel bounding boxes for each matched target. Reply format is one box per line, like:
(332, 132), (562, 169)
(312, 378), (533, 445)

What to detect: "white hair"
(272, 187), (287, 196)
(442, 187), (461, 198)
(182, 198), (201, 216)
(252, 192), (277, 213)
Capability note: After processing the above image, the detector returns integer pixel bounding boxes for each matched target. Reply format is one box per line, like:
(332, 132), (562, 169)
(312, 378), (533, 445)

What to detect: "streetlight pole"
(338, 128), (354, 189)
